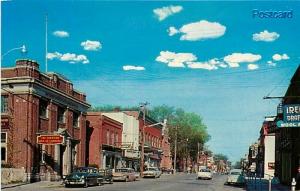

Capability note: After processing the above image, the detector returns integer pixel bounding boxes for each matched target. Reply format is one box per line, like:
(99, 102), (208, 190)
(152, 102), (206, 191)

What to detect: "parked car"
(98, 169), (113, 184)
(226, 169), (245, 185)
(112, 168), (136, 182)
(161, 167), (173, 174)
(143, 167), (162, 178)
(197, 169), (213, 180)
(64, 167), (103, 188)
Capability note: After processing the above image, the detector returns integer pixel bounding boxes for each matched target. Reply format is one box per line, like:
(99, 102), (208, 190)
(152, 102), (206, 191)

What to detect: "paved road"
(3, 174), (245, 191)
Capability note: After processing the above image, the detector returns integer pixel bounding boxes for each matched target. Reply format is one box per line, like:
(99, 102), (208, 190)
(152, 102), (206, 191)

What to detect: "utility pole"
(173, 126), (177, 174)
(140, 102), (148, 176)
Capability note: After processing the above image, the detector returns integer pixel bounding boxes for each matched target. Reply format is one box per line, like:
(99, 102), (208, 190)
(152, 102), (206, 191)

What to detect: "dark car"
(64, 167), (103, 188)
(161, 167), (173, 174)
(98, 169), (113, 184)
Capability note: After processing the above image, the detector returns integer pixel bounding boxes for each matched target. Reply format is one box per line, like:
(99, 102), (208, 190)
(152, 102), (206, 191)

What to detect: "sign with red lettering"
(37, 135), (64, 145)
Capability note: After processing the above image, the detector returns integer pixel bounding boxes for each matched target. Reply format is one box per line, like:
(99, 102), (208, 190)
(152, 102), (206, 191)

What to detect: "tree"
(149, 105), (210, 162)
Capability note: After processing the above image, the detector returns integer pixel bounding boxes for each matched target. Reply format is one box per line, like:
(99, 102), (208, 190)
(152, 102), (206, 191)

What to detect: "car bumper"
(113, 176), (126, 181)
(143, 174), (156, 178)
(64, 180), (85, 185)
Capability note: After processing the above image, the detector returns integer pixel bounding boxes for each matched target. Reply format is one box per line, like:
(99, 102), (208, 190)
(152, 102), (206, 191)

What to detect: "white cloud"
(224, 53), (262, 67)
(168, 26), (179, 36)
(53, 30), (69, 38)
(252, 30), (280, 42)
(47, 52), (89, 64)
(267, 60), (277, 67)
(170, 20), (226, 41)
(153, 5), (183, 21)
(46, 52), (62, 60)
(272, 53), (290, 61)
(186, 62), (218, 70)
(81, 40), (102, 51)
(123, 65), (145, 71)
(247, 64), (259, 70)
(155, 51), (197, 67)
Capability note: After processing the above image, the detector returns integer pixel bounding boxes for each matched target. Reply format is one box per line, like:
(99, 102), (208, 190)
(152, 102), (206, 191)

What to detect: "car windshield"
(116, 169), (129, 172)
(230, 171), (242, 175)
(200, 169), (211, 172)
(147, 168), (158, 171)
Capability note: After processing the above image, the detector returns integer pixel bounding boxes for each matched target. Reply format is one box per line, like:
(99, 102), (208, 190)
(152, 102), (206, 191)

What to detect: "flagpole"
(45, 14), (48, 73)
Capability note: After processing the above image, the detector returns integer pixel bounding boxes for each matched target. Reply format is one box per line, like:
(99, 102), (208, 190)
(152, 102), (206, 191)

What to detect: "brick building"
(86, 112), (123, 169)
(160, 126), (172, 170)
(126, 111), (163, 168)
(1, 59), (90, 181)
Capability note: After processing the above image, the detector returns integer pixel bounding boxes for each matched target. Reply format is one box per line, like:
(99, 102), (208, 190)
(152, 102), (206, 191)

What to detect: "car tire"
(65, 184), (69, 188)
(83, 180), (88, 188)
(125, 177), (129, 182)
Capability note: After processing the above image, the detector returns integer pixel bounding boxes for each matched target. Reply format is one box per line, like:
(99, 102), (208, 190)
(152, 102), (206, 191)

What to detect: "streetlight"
(1, 45), (27, 61)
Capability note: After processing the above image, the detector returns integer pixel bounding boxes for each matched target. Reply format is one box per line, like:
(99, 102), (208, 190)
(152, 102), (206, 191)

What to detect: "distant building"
(1, 59), (90, 182)
(86, 112), (123, 169)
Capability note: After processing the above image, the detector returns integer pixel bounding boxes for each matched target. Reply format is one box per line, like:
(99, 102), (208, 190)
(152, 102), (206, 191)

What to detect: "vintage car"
(197, 169), (213, 180)
(112, 168), (136, 182)
(98, 169), (113, 184)
(143, 167), (162, 178)
(226, 169), (245, 185)
(64, 167), (103, 188)
(161, 167), (173, 174)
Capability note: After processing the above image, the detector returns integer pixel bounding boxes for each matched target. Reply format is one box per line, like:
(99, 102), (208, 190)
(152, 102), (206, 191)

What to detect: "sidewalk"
(1, 181), (63, 190)
(246, 177), (290, 191)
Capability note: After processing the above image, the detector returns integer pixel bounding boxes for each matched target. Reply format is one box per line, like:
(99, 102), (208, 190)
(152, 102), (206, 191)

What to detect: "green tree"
(149, 105), (210, 162)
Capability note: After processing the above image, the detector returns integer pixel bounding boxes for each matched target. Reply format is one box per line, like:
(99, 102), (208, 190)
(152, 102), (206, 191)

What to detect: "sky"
(2, 0), (300, 162)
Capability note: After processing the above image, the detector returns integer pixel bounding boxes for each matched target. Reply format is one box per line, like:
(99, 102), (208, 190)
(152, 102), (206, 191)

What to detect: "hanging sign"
(37, 135), (64, 145)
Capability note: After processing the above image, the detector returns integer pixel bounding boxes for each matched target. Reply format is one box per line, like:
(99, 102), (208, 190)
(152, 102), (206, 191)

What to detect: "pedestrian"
(296, 166), (300, 190)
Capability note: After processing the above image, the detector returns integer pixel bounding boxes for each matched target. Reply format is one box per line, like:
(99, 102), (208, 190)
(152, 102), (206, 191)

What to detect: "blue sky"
(2, 1), (300, 162)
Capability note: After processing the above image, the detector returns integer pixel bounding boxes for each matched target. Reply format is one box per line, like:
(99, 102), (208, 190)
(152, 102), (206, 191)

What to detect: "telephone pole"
(140, 102), (148, 176)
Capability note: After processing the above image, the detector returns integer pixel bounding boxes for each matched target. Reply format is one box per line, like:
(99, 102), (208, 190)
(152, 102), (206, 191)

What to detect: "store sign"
(37, 135), (64, 145)
(277, 104), (300, 128)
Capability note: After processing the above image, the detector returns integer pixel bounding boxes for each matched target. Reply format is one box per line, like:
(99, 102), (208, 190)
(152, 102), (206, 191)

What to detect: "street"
(3, 174), (245, 191)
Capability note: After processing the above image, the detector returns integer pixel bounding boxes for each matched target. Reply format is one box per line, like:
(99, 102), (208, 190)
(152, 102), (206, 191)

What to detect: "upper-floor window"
(39, 99), (48, 118)
(1, 133), (7, 143)
(115, 133), (118, 146)
(73, 112), (79, 128)
(106, 130), (110, 145)
(111, 132), (114, 146)
(1, 96), (8, 113)
(57, 107), (65, 123)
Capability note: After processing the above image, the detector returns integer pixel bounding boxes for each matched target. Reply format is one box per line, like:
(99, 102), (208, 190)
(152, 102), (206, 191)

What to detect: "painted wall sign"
(37, 135), (64, 145)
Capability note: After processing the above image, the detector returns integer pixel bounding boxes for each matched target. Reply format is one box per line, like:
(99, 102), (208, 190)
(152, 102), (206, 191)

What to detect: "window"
(1, 132), (7, 162)
(1, 147), (6, 161)
(73, 112), (79, 128)
(106, 130), (110, 145)
(1, 96), (8, 113)
(111, 132), (114, 146)
(1, 133), (7, 143)
(39, 100), (48, 118)
(115, 133), (118, 146)
(57, 107), (65, 123)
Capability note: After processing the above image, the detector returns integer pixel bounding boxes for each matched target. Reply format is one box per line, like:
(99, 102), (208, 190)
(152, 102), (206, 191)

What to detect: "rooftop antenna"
(45, 13), (48, 73)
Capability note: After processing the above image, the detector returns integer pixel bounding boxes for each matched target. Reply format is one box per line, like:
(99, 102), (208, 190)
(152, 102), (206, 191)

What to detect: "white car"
(197, 169), (213, 180)
(226, 169), (245, 185)
(143, 167), (162, 178)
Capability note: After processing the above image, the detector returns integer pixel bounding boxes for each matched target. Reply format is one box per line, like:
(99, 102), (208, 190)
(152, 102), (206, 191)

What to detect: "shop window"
(1, 96), (8, 113)
(39, 100), (48, 118)
(73, 112), (79, 128)
(57, 107), (65, 123)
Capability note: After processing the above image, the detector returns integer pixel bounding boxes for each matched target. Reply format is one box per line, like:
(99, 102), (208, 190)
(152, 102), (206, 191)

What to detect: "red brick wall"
(86, 113), (122, 168)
